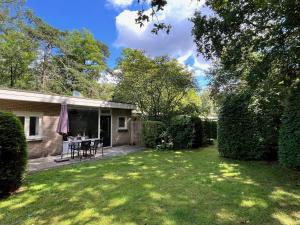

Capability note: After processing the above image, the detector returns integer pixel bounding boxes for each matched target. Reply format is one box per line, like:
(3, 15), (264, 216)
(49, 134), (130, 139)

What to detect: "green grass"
(1, 145), (300, 225)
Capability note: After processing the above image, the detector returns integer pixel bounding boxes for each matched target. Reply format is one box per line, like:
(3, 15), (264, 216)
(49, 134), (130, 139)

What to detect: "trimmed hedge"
(279, 84), (300, 168)
(142, 121), (165, 148)
(168, 115), (204, 149)
(203, 119), (217, 140)
(0, 112), (27, 198)
(218, 93), (265, 160)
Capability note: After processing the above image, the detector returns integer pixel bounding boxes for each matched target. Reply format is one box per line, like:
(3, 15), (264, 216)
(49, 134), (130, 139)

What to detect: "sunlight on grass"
(216, 208), (237, 223)
(107, 197), (127, 208)
(103, 172), (123, 180)
(0, 145), (299, 225)
(240, 198), (268, 208)
(272, 212), (300, 225)
(270, 188), (300, 204)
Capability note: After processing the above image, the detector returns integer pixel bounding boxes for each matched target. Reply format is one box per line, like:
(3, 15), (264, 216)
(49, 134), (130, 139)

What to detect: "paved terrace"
(28, 145), (145, 172)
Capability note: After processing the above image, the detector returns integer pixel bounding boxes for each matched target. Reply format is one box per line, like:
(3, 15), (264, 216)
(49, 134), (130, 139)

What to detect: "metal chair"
(91, 138), (104, 157)
(70, 141), (81, 159)
(80, 140), (91, 160)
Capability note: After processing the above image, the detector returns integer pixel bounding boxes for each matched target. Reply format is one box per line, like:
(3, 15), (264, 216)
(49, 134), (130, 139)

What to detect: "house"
(0, 88), (142, 158)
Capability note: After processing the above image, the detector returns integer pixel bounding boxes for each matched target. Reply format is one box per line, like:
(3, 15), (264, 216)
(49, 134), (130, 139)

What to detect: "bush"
(279, 83), (300, 168)
(168, 115), (204, 149)
(203, 119), (218, 140)
(142, 121), (165, 148)
(0, 112), (27, 198)
(218, 93), (265, 160)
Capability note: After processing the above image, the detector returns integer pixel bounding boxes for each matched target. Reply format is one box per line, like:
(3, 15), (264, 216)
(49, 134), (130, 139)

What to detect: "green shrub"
(218, 93), (265, 160)
(0, 112), (27, 198)
(279, 83), (300, 168)
(203, 119), (218, 140)
(142, 121), (165, 148)
(191, 116), (204, 148)
(168, 115), (204, 149)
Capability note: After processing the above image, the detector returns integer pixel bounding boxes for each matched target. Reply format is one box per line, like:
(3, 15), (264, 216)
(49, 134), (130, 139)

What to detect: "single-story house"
(0, 88), (142, 158)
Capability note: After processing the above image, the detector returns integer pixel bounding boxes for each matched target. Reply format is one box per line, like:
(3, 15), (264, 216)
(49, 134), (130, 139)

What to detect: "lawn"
(0, 145), (300, 225)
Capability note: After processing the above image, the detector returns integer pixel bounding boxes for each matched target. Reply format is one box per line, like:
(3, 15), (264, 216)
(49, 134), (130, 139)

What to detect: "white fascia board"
(0, 89), (135, 110)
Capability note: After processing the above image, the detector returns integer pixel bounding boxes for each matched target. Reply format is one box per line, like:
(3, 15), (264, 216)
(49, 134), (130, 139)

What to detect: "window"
(15, 112), (43, 141)
(118, 116), (127, 130)
(29, 117), (39, 136)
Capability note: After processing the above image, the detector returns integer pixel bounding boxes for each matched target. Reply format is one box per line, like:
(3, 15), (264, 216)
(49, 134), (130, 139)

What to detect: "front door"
(100, 115), (111, 147)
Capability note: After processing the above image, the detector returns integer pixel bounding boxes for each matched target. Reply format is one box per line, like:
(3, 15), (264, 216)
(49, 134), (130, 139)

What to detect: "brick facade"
(0, 99), (62, 158)
(0, 99), (142, 159)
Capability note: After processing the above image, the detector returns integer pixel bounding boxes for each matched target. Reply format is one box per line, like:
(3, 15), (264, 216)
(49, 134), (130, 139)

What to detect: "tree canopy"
(0, 1), (113, 99)
(113, 49), (199, 121)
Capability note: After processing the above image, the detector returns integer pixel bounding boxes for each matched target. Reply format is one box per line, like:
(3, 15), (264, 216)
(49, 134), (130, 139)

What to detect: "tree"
(0, 30), (37, 87)
(113, 49), (195, 121)
(25, 12), (66, 90)
(0, 0), (112, 99)
(55, 29), (110, 98)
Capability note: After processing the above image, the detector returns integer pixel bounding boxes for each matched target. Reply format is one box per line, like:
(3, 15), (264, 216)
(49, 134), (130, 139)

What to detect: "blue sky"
(26, 0), (210, 88)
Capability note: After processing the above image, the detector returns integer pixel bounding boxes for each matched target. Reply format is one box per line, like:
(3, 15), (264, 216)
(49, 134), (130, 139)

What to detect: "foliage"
(0, 112), (27, 198)
(279, 83), (300, 168)
(168, 115), (204, 149)
(203, 119), (217, 140)
(190, 0), (299, 162)
(218, 93), (266, 160)
(156, 131), (173, 151)
(114, 49), (196, 121)
(1, 146), (299, 225)
(0, 1), (113, 100)
(142, 120), (165, 148)
(0, 30), (37, 87)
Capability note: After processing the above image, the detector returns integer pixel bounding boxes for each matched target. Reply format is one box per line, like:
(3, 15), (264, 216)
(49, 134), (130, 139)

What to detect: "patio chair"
(70, 141), (81, 159)
(80, 140), (92, 160)
(91, 138), (104, 157)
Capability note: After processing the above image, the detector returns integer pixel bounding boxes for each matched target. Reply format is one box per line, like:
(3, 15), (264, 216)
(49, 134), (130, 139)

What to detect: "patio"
(28, 145), (145, 172)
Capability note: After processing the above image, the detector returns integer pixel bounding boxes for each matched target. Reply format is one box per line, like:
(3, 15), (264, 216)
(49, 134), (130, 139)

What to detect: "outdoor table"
(69, 138), (98, 159)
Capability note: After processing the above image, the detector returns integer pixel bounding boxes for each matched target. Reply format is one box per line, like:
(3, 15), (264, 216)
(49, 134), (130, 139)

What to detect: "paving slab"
(28, 145), (145, 172)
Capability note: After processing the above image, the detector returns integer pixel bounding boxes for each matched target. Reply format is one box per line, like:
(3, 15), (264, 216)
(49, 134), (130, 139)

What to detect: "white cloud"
(107, 0), (134, 8)
(113, 0), (209, 78)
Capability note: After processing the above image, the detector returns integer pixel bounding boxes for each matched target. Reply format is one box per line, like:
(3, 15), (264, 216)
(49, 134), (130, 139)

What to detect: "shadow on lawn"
(0, 146), (300, 225)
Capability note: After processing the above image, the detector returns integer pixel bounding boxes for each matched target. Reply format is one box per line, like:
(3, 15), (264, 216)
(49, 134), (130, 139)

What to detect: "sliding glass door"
(68, 108), (99, 138)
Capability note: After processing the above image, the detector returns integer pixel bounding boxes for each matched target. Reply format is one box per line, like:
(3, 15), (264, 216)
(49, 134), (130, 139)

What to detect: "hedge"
(142, 121), (165, 148)
(203, 119), (217, 140)
(218, 93), (265, 160)
(279, 83), (300, 168)
(0, 112), (27, 198)
(168, 115), (204, 149)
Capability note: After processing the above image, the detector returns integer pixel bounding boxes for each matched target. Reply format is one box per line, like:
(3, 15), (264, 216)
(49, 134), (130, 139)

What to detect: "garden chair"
(91, 138), (104, 157)
(80, 140), (92, 160)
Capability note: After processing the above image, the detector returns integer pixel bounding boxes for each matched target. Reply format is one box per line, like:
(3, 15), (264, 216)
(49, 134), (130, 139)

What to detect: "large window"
(68, 108), (99, 138)
(15, 112), (43, 141)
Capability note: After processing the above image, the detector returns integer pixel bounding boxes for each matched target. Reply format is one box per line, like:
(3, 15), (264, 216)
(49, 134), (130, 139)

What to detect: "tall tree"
(0, 30), (37, 87)
(113, 49), (196, 121)
(25, 11), (65, 90)
(56, 29), (110, 97)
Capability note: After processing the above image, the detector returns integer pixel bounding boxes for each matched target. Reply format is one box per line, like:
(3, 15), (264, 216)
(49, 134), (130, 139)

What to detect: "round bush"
(168, 115), (204, 149)
(142, 121), (165, 148)
(218, 93), (265, 160)
(0, 112), (27, 197)
(279, 83), (300, 168)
